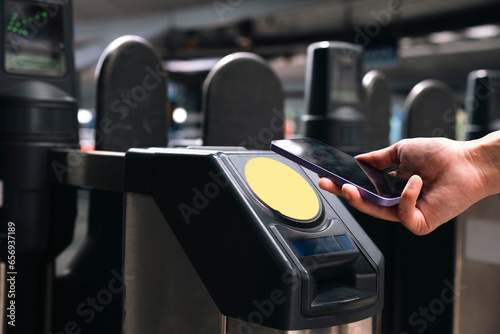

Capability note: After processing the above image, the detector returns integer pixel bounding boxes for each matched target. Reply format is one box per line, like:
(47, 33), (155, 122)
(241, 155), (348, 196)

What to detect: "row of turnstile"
(52, 40), (500, 334)
(1, 11), (500, 333)
(48, 39), (385, 334)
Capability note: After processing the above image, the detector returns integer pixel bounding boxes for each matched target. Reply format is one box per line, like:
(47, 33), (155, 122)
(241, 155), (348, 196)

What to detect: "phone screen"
(271, 138), (406, 201)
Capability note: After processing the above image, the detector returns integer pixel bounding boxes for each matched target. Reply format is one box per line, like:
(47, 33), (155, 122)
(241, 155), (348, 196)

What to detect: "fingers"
(355, 144), (399, 170)
(319, 174), (432, 235)
(394, 164), (416, 180)
(341, 184), (399, 222)
(396, 175), (429, 235)
(319, 177), (401, 222)
(318, 178), (343, 197)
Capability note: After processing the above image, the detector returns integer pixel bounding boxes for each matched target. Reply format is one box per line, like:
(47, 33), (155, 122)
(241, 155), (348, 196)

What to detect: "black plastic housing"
(302, 41), (366, 155)
(0, 2), (77, 332)
(123, 147), (384, 330)
(465, 69), (500, 140)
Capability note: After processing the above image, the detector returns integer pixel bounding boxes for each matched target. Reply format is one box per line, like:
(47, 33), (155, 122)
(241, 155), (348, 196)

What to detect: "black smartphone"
(270, 137), (406, 206)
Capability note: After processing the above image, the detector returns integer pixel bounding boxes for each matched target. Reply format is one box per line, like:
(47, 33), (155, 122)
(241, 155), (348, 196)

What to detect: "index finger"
(355, 144), (399, 170)
(341, 184), (400, 222)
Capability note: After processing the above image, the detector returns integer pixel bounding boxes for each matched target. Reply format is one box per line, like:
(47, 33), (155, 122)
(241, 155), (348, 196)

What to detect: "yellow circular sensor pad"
(244, 157), (321, 221)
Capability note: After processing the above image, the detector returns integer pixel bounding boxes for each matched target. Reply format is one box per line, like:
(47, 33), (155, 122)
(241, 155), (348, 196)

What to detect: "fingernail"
(408, 175), (419, 186)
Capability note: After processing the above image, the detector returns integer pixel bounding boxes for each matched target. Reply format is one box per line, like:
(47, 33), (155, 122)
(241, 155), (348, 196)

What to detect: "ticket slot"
(272, 220), (378, 317)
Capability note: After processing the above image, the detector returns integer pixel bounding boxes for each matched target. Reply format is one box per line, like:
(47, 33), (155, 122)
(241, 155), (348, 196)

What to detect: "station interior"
(1, 0), (500, 333)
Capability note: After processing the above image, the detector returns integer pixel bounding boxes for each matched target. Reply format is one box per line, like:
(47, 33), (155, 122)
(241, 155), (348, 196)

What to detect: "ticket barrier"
(452, 69), (500, 334)
(299, 41), (395, 333)
(202, 52), (284, 149)
(0, 1), (78, 332)
(122, 146), (384, 333)
(94, 35), (168, 152)
(47, 149), (124, 334)
(52, 35), (168, 334)
(301, 41), (366, 155)
(362, 70), (391, 151)
(402, 79), (456, 139)
(465, 69), (500, 139)
(394, 80), (456, 334)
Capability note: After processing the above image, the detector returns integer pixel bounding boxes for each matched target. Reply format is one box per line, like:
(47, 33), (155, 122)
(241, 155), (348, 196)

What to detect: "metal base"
(454, 195), (500, 334)
(123, 193), (380, 334)
(225, 314), (380, 334)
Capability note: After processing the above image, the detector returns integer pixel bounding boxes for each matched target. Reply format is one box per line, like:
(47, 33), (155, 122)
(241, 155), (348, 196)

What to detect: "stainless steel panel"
(123, 193), (223, 334)
(226, 313), (380, 334)
(454, 195), (500, 334)
(124, 192), (381, 334)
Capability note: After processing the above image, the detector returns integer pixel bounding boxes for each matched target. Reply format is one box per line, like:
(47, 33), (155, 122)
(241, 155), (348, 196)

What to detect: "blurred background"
(3, 1), (499, 334)
(74, 0), (500, 147)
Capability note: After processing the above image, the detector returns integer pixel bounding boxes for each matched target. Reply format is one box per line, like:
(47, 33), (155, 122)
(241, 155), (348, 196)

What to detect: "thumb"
(396, 175), (429, 235)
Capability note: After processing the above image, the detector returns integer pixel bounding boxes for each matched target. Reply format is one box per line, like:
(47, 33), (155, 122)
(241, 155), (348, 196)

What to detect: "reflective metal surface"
(226, 313), (381, 334)
(124, 192), (381, 334)
(123, 193), (223, 334)
(454, 195), (500, 334)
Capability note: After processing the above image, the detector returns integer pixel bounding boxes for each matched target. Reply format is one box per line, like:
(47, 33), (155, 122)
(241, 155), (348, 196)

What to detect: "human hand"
(319, 135), (500, 235)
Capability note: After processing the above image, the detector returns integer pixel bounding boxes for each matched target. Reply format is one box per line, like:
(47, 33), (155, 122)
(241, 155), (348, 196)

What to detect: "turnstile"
(202, 52), (284, 149)
(402, 79), (456, 139)
(123, 147), (384, 333)
(0, 1), (78, 333)
(301, 41), (366, 155)
(51, 35), (168, 334)
(464, 69), (500, 140)
(363, 70), (391, 151)
(453, 69), (500, 334)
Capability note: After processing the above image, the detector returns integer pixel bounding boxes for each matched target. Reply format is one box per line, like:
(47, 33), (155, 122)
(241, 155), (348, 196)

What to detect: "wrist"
(467, 131), (500, 197)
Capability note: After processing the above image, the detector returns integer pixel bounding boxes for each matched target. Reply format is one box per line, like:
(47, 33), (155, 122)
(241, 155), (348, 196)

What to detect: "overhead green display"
(3, 1), (65, 76)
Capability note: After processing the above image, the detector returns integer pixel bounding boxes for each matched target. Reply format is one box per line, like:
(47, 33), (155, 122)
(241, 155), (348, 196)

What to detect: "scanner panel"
(123, 147), (384, 330)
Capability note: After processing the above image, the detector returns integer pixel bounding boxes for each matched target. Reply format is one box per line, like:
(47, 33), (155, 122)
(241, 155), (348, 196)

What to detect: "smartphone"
(270, 137), (406, 206)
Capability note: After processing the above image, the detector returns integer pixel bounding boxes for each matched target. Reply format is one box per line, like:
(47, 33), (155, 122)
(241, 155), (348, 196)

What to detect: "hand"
(318, 135), (500, 235)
